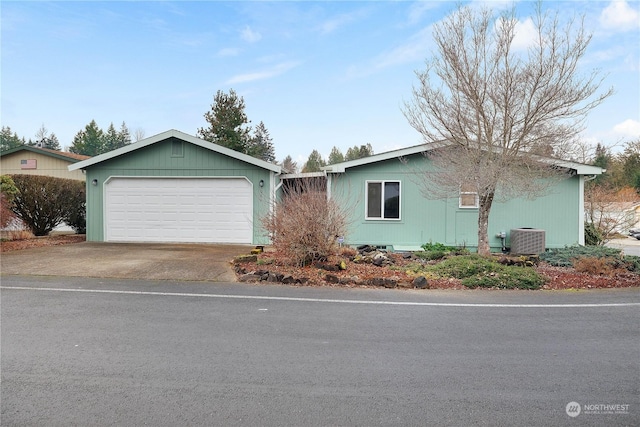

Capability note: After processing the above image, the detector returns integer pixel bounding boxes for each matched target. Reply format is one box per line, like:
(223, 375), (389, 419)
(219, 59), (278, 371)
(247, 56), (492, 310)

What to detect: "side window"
(366, 181), (400, 220)
(459, 182), (478, 208)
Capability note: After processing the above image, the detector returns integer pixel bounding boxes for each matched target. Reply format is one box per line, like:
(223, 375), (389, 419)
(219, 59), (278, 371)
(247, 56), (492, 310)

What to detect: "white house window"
(366, 181), (400, 220)
(459, 182), (478, 208)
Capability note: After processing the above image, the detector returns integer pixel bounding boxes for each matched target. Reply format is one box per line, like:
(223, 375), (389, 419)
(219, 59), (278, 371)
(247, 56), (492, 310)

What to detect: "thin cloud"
(226, 61), (300, 84)
(319, 8), (369, 35)
(217, 47), (240, 57)
(241, 25), (261, 43)
(600, 1), (640, 32)
(373, 26), (433, 70)
(613, 119), (640, 138)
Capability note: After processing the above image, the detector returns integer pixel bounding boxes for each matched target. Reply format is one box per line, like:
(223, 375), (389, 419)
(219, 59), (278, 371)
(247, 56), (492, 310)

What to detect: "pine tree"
(328, 146), (344, 164)
(247, 121), (275, 162)
(198, 89), (252, 153)
(103, 123), (120, 153)
(280, 155), (298, 174)
(118, 122), (132, 147)
(0, 127), (25, 151)
(302, 150), (326, 172)
(69, 120), (105, 156)
(345, 144), (373, 161)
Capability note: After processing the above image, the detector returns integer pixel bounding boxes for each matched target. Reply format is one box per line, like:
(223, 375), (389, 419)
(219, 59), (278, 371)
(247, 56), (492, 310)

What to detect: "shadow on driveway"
(0, 242), (252, 282)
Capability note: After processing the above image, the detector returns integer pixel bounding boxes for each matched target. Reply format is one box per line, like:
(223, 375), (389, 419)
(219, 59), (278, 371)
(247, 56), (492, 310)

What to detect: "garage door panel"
(105, 178), (253, 243)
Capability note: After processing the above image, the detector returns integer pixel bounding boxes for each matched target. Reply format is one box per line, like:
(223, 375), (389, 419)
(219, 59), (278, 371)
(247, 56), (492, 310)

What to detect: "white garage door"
(105, 177), (253, 243)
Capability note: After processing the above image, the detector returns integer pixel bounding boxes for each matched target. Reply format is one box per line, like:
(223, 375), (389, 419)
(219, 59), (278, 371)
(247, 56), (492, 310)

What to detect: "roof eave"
(68, 129), (281, 173)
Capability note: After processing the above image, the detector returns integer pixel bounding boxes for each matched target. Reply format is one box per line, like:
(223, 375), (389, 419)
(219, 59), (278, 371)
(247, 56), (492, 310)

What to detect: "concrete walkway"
(1, 242), (253, 282)
(607, 236), (640, 257)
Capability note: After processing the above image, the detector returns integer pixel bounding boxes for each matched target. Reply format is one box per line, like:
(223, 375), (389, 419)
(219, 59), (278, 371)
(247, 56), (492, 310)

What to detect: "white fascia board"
(322, 141), (448, 173)
(321, 140), (602, 176)
(69, 129), (281, 173)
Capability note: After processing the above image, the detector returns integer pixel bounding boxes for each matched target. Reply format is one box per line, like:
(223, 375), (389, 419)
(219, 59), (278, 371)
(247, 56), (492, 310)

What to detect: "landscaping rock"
(325, 274), (340, 284)
(281, 275), (295, 284)
(233, 254), (258, 264)
(413, 276), (429, 289)
(238, 273), (261, 282)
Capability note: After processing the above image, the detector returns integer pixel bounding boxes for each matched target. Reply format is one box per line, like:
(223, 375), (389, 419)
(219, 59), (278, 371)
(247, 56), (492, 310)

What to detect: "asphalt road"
(2, 276), (639, 426)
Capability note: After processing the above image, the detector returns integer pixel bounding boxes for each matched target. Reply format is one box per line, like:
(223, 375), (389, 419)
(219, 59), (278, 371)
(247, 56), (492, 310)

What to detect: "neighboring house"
(587, 201), (640, 235)
(68, 130), (280, 245)
(0, 145), (90, 181)
(322, 143), (602, 252)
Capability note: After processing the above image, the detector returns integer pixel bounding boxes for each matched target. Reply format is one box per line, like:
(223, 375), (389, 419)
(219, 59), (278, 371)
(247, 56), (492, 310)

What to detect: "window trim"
(459, 184), (479, 209)
(365, 180), (401, 220)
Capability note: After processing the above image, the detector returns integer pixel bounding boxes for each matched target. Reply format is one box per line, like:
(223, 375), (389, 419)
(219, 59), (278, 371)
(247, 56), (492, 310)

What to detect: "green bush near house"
(414, 242), (469, 261)
(540, 246), (640, 274)
(425, 255), (546, 289)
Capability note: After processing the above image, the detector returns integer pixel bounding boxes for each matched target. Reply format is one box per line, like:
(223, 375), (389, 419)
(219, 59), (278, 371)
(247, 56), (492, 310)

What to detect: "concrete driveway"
(0, 242), (253, 282)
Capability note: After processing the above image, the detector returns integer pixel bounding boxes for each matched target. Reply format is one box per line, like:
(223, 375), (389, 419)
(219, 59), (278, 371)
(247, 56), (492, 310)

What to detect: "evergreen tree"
(280, 155), (298, 174)
(302, 150), (326, 172)
(0, 126), (26, 151)
(103, 123), (120, 153)
(345, 143), (374, 161)
(198, 89), (252, 153)
(247, 121), (275, 162)
(621, 140), (640, 191)
(592, 143), (612, 186)
(69, 120), (105, 156)
(118, 122), (132, 147)
(328, 146), (344, 164)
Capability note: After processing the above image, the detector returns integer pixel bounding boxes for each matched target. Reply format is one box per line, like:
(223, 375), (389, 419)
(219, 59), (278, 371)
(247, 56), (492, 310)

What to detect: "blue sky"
(2, 1), (639, 165)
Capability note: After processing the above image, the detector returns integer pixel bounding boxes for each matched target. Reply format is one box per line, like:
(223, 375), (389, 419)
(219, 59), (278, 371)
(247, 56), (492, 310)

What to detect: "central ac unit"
(510, 228), (545, 255)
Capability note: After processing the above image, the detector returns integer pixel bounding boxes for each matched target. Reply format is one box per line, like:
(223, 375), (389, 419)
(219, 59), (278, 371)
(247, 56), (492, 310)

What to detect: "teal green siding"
(330, 154), (581, 251)
(84, 137), (273, 244)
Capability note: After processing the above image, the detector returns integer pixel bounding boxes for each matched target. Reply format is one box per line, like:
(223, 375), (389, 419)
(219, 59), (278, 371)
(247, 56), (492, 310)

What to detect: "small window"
(459, 182), (478, 208)
(171, 140), (184, 157)
(366, 180), (400, 220)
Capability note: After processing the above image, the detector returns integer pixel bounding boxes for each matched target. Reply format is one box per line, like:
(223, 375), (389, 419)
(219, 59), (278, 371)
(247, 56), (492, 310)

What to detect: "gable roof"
(321, 141), (603, 176)
(68, 129), (281, 173)
(0, 145), (91, 162)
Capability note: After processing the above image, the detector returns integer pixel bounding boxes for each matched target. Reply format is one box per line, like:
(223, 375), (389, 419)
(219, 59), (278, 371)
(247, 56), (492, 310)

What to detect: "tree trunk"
(477, 190), (495, 256)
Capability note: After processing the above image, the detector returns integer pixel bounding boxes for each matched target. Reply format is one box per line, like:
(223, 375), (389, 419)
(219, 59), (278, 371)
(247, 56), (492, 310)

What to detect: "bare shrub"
(573, 257), (615, 276)
(262, 178), (351, 266)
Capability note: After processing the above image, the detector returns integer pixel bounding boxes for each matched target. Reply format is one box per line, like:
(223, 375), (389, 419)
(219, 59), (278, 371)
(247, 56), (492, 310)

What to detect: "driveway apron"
(0, 242), (252, 282)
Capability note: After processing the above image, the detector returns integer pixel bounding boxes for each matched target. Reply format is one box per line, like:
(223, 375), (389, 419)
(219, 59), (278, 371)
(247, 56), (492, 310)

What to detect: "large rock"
(413, 276), (429, 289)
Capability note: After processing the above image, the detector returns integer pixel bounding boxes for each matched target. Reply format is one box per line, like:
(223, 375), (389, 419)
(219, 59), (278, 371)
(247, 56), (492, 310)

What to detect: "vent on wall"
(510, 228), (545, 255)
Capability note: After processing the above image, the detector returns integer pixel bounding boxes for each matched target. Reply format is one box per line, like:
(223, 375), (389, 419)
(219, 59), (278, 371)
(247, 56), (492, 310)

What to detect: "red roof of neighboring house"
(38, 147), (91, 161)
(0, 145), (91, 162)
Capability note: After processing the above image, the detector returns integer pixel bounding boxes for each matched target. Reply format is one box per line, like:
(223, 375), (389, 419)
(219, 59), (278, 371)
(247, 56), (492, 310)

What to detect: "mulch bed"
(0, 234), (86, 252)
(2, 236), (638, 289)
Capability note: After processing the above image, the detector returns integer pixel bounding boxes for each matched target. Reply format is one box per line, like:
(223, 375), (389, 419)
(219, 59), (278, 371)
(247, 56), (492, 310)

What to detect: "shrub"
(9, 175), (86, 236)
(425, 255), (545, 289)
(262, 179), (351, 266)
(415, 242), (469, 260)
(426, 255), (500, 279)
(421, 242), (456, 252)
(572, 257), (615, 276)
(0, 175), (19, 228)
(540, 245), (622, 267)
(584, 222), (604, 246)
(461, 268), (546, 289)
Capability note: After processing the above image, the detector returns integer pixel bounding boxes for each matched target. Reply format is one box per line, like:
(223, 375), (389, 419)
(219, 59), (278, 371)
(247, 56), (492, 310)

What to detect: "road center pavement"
(0, 242), (252, 282)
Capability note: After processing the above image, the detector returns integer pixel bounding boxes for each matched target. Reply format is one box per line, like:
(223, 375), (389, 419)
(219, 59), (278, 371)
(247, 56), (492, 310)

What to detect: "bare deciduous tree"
(403, 3), (612, 255)
(585, 185), (640, 243)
